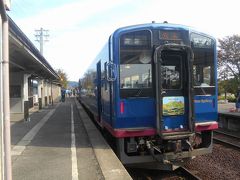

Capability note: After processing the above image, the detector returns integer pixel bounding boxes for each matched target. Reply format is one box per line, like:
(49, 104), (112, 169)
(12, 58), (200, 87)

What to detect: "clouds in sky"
(8, 0), (240, 81)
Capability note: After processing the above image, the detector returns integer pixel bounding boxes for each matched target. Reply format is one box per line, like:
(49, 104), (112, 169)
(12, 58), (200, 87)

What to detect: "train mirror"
(107, 62), (117, 81)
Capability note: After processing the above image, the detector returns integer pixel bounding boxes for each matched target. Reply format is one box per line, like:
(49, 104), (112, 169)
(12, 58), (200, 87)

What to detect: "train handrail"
(106, 61), (117, 81)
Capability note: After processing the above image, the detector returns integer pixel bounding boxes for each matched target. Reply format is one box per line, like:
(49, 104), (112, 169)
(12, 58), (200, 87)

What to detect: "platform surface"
(11, 97), (132, 180)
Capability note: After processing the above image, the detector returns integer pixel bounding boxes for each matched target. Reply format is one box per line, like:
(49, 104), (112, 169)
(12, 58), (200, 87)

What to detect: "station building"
(8, 17), (61, 119)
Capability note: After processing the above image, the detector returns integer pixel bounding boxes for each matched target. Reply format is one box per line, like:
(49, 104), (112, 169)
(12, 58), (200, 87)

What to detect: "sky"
(7, 0), (240, 81)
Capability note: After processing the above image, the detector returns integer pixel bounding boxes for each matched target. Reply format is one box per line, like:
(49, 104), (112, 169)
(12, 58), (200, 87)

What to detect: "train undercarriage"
(115, 130), (213, 170)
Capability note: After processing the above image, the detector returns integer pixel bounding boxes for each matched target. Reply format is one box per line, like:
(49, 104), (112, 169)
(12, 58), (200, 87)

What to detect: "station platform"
(218, 103), (240, 132)
(11, 97), (132, 180)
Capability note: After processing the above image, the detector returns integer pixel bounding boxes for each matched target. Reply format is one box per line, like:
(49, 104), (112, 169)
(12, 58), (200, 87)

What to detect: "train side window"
(203, 66), (211, 85)
(193, 65), (212, 87)
(191, 33), (215, 88)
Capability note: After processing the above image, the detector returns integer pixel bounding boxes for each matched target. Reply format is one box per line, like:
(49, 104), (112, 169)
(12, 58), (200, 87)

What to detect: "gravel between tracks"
(184, 144), (240, 180)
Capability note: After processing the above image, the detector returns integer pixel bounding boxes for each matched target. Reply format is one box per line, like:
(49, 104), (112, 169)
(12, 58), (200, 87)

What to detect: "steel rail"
(213, 130), (240, 149)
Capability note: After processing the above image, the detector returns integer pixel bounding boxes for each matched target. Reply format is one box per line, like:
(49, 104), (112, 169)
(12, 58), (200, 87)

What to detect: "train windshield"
(191, 33), (215, 95)
(119, 30), (153, 98)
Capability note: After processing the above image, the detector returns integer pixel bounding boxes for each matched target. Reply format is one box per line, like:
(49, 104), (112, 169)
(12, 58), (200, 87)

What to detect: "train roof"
(112, 22), (215, 40)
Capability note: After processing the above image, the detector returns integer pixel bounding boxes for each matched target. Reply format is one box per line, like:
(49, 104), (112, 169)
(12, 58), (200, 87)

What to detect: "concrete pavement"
(11, 98), (131, 180)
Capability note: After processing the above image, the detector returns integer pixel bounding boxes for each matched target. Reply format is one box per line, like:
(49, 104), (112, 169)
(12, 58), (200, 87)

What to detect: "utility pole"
(34, 28), (49, 55)
(0, 0), (11, 180)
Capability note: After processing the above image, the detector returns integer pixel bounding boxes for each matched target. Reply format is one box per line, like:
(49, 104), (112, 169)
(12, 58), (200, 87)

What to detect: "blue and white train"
(79, 22), (218, 169)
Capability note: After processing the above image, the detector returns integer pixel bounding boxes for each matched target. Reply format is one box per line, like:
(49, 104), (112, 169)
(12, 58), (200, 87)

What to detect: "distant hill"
(68, 81), (78, 88)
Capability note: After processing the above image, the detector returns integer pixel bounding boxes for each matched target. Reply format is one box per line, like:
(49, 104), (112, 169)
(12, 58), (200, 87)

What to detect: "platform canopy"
(8, 16), (59, 82)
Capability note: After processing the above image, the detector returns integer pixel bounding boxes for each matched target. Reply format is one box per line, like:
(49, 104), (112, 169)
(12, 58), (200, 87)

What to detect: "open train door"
(154, 44), (195, 139)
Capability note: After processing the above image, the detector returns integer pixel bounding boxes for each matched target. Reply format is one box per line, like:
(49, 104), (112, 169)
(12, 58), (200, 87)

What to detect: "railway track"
(213, 130), (240, 149)
(175, 167), (201, 180)
(127, 166), (201, 180)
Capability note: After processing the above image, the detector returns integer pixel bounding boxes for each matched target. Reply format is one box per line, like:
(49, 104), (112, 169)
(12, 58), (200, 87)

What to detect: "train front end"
(111, 23), (218, 169)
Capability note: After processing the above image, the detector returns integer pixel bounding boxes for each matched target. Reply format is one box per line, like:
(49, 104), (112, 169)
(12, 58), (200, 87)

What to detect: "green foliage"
(218, 96), (225, 100)
(227, 95), (236, 102)
(218, 95), (236, 102)
(218, 80), (226, 95)
(218, 78), (239, 96)
(81, 70), (95, 91)
(218, 35), (240, 83)
(218, 35), (240, 97)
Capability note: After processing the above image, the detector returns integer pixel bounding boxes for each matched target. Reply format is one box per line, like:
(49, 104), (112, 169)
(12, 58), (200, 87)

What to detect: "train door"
(154, 45), (194, 138)
(101, 62), (113, 126)
(97, 61), (102, 123)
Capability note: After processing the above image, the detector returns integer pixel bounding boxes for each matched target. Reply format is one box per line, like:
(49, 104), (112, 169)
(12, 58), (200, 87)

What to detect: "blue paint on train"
(80, 22), (218, 133)
(194, 95), (218, 122)
(116, 98), (155, 128)
(163, 115), (188, 130)
(79, 23), (219, 167)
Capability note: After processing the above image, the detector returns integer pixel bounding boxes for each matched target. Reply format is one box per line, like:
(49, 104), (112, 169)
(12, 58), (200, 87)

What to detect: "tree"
(218, 35), (240, 83)
(218, 78), (238, 96)
(218, 35), (240, 99)
(81, 70), (95, 92)
(56, 69), (68, 89)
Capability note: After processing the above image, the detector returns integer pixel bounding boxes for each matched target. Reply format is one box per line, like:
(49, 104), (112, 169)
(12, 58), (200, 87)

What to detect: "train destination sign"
(160, 30), (182, 41)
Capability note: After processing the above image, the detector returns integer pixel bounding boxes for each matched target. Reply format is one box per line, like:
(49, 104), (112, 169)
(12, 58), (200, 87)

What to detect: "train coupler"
(185, 139), (193, 151)
(172, 139), (194, 153)
(146, 140), (172, 163)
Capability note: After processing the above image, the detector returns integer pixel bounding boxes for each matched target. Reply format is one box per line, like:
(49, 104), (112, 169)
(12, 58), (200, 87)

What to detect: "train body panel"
(194, 95), (218, 122)
(117, 98), (155, 128)
(79, 23), (218, 167)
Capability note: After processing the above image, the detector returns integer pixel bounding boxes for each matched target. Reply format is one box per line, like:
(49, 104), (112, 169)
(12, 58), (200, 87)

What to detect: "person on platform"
(235, 88), (240, 112)
(61, 88), (66, 102)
